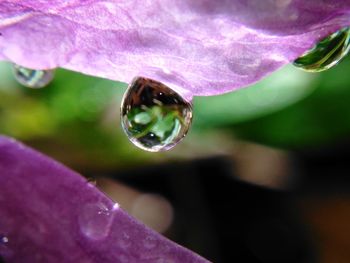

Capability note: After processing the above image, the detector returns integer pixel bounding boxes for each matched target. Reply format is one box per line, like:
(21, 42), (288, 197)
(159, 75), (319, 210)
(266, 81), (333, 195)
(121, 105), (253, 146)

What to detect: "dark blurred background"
(1, 57), (350, 263)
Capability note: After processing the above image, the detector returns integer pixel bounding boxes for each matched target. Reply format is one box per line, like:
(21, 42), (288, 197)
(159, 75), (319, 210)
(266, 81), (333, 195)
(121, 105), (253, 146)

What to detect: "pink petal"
(1, 1), (350, 97)
(0, 136), (209, 263)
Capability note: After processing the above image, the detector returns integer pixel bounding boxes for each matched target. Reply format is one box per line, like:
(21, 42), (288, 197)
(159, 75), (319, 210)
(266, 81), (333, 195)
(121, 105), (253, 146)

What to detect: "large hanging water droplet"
(121, 77), (193, 152)
(13, 64), (54, 88)
(294, 27), (350, 72)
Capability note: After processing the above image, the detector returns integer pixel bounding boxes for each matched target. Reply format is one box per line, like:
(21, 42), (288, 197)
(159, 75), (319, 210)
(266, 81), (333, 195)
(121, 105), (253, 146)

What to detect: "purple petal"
(0, 136), (209, 263)
(1, 1), (350, 97)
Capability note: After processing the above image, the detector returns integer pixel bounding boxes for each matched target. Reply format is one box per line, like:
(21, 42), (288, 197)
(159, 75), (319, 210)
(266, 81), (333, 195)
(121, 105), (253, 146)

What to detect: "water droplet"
(78, 203), (114, 240)
(13, 64), (54, 88)
(121, 77), (193, 152)
(87, 177), (97, 186)
(294, 27), (350, 72)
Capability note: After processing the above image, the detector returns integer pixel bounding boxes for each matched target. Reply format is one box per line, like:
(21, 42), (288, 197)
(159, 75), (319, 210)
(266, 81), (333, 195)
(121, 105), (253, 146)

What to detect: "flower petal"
(0, 136), (209, 263)
(1, 1), (350, 96)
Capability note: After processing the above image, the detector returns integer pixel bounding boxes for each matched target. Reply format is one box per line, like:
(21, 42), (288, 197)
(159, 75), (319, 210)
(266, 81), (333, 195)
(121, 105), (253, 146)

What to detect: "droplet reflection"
(294, 27), (350, 72)
(121, 77), (193, 152)
(13, 64), (54, 88)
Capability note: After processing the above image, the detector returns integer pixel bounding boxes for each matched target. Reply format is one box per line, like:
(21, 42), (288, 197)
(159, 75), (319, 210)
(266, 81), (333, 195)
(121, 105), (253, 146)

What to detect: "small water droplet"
(294, 27), (350, 72)
(87, 177), (97, 186)
(13, 64), (54, 88)
(78, 203), (114, 240)
(121, 77), (193, 152)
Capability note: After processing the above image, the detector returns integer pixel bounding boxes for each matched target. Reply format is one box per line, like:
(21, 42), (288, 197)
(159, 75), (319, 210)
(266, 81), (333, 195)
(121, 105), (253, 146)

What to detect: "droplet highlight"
(13, 64), (54, 88)
(78, 203), (115, 240)
(0, 236), (8, 244)
(87, 177), (97, 186)
(294, 27), (350, 72)
(0, 235), (12, 260)
(121, 77), (193, 152)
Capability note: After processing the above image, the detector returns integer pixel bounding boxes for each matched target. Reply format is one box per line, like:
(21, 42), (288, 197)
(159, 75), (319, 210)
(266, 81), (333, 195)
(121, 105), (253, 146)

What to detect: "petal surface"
(0, 136), (209, 263)
(1, 1), (350, 96)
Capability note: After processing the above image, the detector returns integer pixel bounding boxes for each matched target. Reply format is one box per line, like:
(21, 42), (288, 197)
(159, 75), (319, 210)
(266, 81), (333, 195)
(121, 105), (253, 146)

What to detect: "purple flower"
(1, 1), (350, 262)
(0, 136), (209, 263)
(1, 1), (350, 97)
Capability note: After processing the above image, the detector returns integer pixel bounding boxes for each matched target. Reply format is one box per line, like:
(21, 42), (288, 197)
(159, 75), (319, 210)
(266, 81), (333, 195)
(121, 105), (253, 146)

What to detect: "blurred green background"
(0, 58), (350, 172)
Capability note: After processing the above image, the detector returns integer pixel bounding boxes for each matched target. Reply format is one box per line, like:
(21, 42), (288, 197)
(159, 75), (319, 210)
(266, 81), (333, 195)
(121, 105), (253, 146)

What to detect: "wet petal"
(1, 1), (350, 96)
(0, 136), (209, 263)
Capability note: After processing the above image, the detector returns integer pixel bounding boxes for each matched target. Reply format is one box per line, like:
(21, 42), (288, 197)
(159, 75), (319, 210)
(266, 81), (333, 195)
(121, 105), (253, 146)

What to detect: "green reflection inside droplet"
(121, 77), (192, 152)
(126, 105), (184, 149)
(13, 64), (54, 88)
(294, 27), (350, 72)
